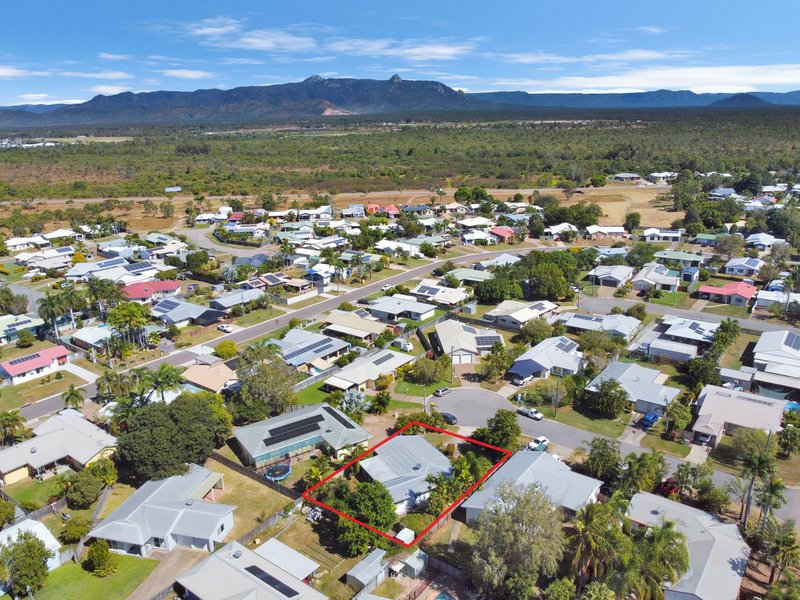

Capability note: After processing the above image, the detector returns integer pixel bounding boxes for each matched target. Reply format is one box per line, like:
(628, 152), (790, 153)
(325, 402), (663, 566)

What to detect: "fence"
(209, 452), (301, 500)
(144, 585), (176, 600)
(91, 486), (113, 521)
(292, 366), (337, 393)
(24, 498), (68, 522)
(235, 500), (302, 546)
(428, 556), (463, 578)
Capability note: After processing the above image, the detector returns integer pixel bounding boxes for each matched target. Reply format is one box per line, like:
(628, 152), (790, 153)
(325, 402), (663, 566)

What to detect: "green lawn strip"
(294, 385), (331, 405)
(394, 377), (458, 397)
(289, 296), (327, 309)
(640, 432), (691, 458)
(177, 325), (223, 346)
(647, 290), (694, 309)
(388, 398), (422, 410)
(776, 454), (800, 487)
(372, 579), (405, 599)
(400, 309), (447, 329)
(235, 307), (285, 327)
(719, 332), (759, 369)
(707, 436), (747, 476)
(33, 555), (159, 600)
(702, 304), (752, 319)
(0, 371), (87, 412)
(72, 358), (110, 377)
(354, 268), (404, 283)
(540, 405), (626, 438)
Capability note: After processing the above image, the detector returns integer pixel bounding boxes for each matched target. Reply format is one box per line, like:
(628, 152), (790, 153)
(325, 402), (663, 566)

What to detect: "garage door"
(452, 352), (473, 365)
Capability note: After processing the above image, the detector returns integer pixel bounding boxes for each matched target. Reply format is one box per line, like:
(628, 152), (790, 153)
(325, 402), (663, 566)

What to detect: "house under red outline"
(302, 421), (512, 548)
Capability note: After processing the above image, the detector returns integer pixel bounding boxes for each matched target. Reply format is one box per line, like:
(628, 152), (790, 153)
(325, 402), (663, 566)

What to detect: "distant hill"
(0, 76), (798, 128)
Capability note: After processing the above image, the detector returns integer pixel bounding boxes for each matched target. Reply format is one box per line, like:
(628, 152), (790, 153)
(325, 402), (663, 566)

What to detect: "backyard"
(719, 332), (759, 369)
(3, 472), (72, 509)
(0, 371), (87, 412)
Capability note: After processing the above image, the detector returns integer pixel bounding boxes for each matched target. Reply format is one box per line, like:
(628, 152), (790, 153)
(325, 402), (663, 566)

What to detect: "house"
(462, 452), (601, 521)
(0, 412), (116, 485)
(151, 298), (227, 328)
(0, 345), (69, 384)
(462, 230), (496, 245)
(90, 464), (233, 556)
(304, 263), (337, 285)
(209, 288), (266, 312)
(321, 309), (388, 344)
(654, 250), (706, 268)
(584, 225), (626, 240)
(457, 216), (494, 229)
(0, 314), (44, 345)
(324, 350), (414, 392)
(234, 403), (370, 466)
(65, 257), (128, 282)
(367, 295), (436, 323)
(648, 171), (679, 183)
(751, 330), (800, 399)
(360, 435), (452, 514)
(430, 320), (504, 364)
(143, 232), (177, 246)
(627, 492), (750, 600)
(42, 229), (77, 243)
(254, 538), (320, 583)
(660, 316), (718, 349)
(697, 281), (756, 306)
(446, 267), (494, 286)
(483, 300), (558, 331)
(724, 256), (764, 276)
(745, 232), (785, 251)
(692, 385), (786, 447)
(122, 280), (182, 304)
(71, 326), (115, 352)
(240, 272), (290, 291)
(556, 312), (641, 340)
(542, 222), (578, 240)
(647, 338), (699, 362)
(143, 239), (188, 260)
(507, 336), (583, 381)
(182, 362), (239, 394)
(613, 172), (644, 182)
(176, 541), (328, 600)
(488, 226), (515, 243)
(271, 329), (350, 373)
(378, 204), (400, 218)
(347, 549), (387, 593)
(0, 520), (63, 572)
(16, 246), (74, 267)
(642, 228), (681, 243)
(695, 232), (720, 247)
(473, 253), (521, 271)
(443, 202), (468, 214)
(708, 187), (738, 200)
(341, 204), (365, 218)
(593, 246), (629, 261)
(410, 279), (469, 306)
(586, 360), (680, 415)
(6, 235), (49, 252)
(402, 204), (433, 216)
(97, 239), (140, 259)
(586, 265), (635, 288)
(631, 262), (680, 292)
(718, 367), (755, 392)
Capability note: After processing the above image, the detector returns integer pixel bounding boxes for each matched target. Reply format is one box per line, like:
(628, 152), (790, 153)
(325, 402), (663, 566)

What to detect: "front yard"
(702, 303), (752, 319)
(235, 307), (285, 327)
(647, 290), (694, 309)
(394, 376), (459, 398)
(0, 371), (87, 412)
(32, 555), (158, 600)
(539, 405), (626, 438)
(640, 423), (691, 458)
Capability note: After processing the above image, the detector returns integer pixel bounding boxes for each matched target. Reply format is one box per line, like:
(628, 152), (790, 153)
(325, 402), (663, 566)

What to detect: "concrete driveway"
(127, 547), (208, 600)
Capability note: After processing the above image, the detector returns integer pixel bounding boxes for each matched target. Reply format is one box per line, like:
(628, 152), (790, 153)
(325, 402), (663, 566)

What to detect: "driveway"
(126, 547), (209, 600)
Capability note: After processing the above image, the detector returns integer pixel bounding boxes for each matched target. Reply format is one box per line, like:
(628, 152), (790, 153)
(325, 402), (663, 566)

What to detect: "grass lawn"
(97, 483), (136, 519)
(177, 324), (222, 347)
(648, 290), (694, 309)
(205, 457), (291, 541)
(72, 358), (110, 377)
(4, 473), (71, 509)
(719, 333), (759, 369)
(235, 307), (284, 327)
(640, 427), (691, 458)
(703, 303), (752, 319)
(290, 296), (327, 309)
(0, 339), (57, 361)
(540, 405), (626, 438)
(400, 309), (447, 329)
(708, 436), (747, 476)
(372, 579), (405, 599)
(776, 454), (800, 486)
(294, 385), (331, 405)
(420, 518), (476, 565)
(358, 268), (404, 283)
(0, 371), (87, 412)
(389, 398), (424, 410)
(33, 555), (158, 600)
(394, 377), (459, 397)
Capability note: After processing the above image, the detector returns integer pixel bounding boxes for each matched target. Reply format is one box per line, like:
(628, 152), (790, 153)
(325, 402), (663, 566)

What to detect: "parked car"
(656, 478), (679, 497)
(433, 387), (451, 397)
(528, 436), (550, 451)
(441, 412), (458, 425)
(518, 407), (544, 421)
(217, 324), (233, 333)
(381, 284), (393, 291)
(513, 374), (533, 386)
(639, 412), (660, 429)
(695, 432), (712, 446)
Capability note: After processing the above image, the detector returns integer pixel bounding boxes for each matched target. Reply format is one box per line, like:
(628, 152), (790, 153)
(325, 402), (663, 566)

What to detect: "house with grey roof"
(89, 464), (234, 556)
(586, 264), (635, 288)
(254, 538), (319, 582)
(346, 548), (387, 593)
(462, 451), (601, 521)
(324, 350), (414, 392)
(725, 256), (764, 277)
(321, 309), (388, 343)
(627, 492), (750, 600)
(360, 435), (452, 514)
(751, 330), (800, 398)
(654, 250), (706, 268)
(429, 320), (504, 364)
(745, 232), (785, 251)
(151, 298), (227, 328)
(234, 403), (370, 466)
(556, 312), (641, 340)
(483, 300), (558, 331)
(367, 294), (436, 323)
(0, 314), (44, 346)
(507, 336), (583, 381)
(208, 288), (266, 312)
(631, 262), (680, 292)
(445, 267), (494, 286)
(71, 325), (115, 352)
(473, 253), (521, 271)
(270, 329), (350, 373)
(586, 360), (680, 415)
(176, 541), (328, 600)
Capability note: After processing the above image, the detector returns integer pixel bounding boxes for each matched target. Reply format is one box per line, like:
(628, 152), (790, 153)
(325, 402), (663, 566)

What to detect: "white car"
(528, 436), (550, 451)
(217, 324), (233, 333)
(517, 407), (544, 421)
(381, 284), (393, 291)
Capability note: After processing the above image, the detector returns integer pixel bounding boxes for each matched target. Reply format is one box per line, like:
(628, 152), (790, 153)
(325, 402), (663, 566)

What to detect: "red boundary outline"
(302, 421), (513, 548)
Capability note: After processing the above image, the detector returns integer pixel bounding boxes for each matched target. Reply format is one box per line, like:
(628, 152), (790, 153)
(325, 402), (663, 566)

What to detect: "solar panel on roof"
(323, 406), (356, 430)
(354, 309), (370, 318)
(263, 423), (321, 448)
(268, 414), (325, 437)
(97, 257), (127, 269)
(55, 247), (72, 254)
(418, 285), (440, 295)
(373, 353), (392, 366)
(787, 332), (800, 351)
(154, 299), (180, 313)
(463, 326), (477, 334)
(244, 565), (299, 597)
(573, 314), (597, 321)
(556, 339), (578, 353)
(8, 352), (41, 366)
(282, 338), (334, 361)
(476, 336), (502, 347)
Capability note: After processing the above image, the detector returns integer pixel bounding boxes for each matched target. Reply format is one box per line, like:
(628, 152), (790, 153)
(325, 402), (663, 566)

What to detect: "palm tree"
(109, 396), (138, 434)
(673, 463), (694, 501)
(95, 371), (126, 403)
(763, 517), (800, 584)
(37, 293), (64, 338)
(727, 476), (749, 521)
(59, 288), (85, 330)
(568, 502), (627, 591)
(757, 476), (788, 531)
(62, 384), (86, 410)
(742, 445), (776, 527)
(0, 410), (25, 446)
(147, 363), (184, 404)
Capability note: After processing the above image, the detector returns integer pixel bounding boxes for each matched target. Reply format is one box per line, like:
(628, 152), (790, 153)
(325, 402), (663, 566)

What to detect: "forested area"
(1, 108), (799, 199)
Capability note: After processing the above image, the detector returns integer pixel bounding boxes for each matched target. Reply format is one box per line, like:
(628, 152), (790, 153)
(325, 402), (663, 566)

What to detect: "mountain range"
(1, 75), (798, 128)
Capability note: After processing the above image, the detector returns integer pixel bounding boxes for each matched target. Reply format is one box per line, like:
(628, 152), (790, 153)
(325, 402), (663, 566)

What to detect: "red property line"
(302, 421), (513, 548)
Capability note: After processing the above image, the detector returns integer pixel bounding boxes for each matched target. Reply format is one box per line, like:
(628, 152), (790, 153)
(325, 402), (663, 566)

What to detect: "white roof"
(368, 295), (436, 317)
(508, 336), (583, 378)
(557, 311), (641, 338)
(323, 310), (387, 336)
(255, 538), (319, 581)
(725, 256), (764, 269)
(410, 279), (469, 306)
(587, 361), (680, 408)
(632, 262), (680, 286)
(753, 330), (800, 374)
(462, 230), (494, 242)
(585, 225), (626, 235)
(42, 228), (77, 240)
(693, 385), (786, 439)
(586, 264), (635, 282)
(433, 320), (503, 356)
(326, 350), (413, 389)
(0, 519), (60, 557)
(484, 299), (558, 324)
(628, 492), (750, 600)
(661, 315), (719, 344)
(457, 216), (494, 228)
(544, 222), (578, 234)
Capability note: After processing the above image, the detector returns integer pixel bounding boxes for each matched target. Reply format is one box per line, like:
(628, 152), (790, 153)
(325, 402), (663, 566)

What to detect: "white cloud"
(61, 70), (133, 79)
(219, 57), (265, 65)
(159, 69), (215, 79)
(98, 52), (131, 61)
(492, 64), (800, 93)
(90, 84), (131, 95)
(634, 26), (666, 35)
(186, 16), (316, 53)
(187, 16), (243, 37)
(494, 48), (692, 65)
(0, 65), (31, 78)
(18, 93), (49, 100)
(326, 38), (475, 61)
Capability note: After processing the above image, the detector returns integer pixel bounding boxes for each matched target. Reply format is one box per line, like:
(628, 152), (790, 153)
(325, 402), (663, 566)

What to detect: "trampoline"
(264, 464), (292, 482)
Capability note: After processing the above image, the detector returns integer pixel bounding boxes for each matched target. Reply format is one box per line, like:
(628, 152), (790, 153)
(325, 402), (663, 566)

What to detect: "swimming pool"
(787, 401), (800, 413)
(435, 592), (455, 600)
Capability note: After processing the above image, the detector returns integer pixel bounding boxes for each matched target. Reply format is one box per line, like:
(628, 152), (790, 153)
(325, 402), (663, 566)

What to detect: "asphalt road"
(18, 247), (519, 421)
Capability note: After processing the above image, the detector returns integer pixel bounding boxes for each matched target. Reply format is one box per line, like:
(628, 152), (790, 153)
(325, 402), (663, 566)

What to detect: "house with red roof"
(227, 212), (245, 222)
(0, 346), (69, 384)
(122, 280), (182, 304)
(379, 205), (400, 218)
(366, 204), (380, 214)
(489, 226), (516, 244)
(698, 281), (757, 307)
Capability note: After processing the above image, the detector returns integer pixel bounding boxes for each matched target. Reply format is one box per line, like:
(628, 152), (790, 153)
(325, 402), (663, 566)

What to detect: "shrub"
(65, 471), (104, 509)
(374, 373), (393, 391)
(61, 516), (93, 544)
(55, 372), (63, 380)
(214, 340), (238, 359)
(84, 540), (118, 577)
(15, 329), (35, 348)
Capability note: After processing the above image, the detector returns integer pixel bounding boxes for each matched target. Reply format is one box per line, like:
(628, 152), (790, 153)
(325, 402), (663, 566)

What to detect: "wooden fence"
(24, 498), (68, 522)
(209, 452), (301, 500)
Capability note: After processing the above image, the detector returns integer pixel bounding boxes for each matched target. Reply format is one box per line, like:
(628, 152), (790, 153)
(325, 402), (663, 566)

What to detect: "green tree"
(107, 301), (151, 347)
(467, 483), (566, 600)
(569, 501), (628, 591)
(530, 263), (568, 300)
(581, 581), (617, 600)
(473, 409), (521, 452)
(116, 403), (187, 482)
(231, 346), (298, 423)
(474, 277), (511, 304)
(664, 401), (691, 438)
(147, 363), (184, 404)
(86, 457), (118, 486)
(0, 498), (15, 526)
(84, 539), (118, 577)
(60, 516), (93, 544)
(779, 424), (800, 458)
(410, 357), (440, 385)
(159, 201), (174, 219)
(214, 340), (238, 360)
(370, 390), (391, 414)
(624, 212), (641, 232)
(625, 242), (659, 268)
(2, 530), (53, 594)
(767, 573), (800, 600)
(480, 342), (511, 382)
(716, 234), (745, 259)
(544, 578), (576, 600)
(62, 384), (86, 410)
(591, 379), (630, 420)
(757, 476), (788, 531)
(520, 318), (553, 346)
(618, 450), (668, 496)
(763, 518), (800, 585)
(0, 409), (26, 446)
(65, 470), (104, 509)
(15, 329), (35, 348)
(37, 292), (65, 337)
(581, 438), (621, 485)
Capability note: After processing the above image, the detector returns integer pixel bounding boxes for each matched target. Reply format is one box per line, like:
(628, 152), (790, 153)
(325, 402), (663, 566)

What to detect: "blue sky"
(2, 0), (799, 105)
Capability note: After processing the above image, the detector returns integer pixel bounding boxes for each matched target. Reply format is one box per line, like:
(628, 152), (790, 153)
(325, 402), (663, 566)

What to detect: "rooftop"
(508, 336), (582, 378)
(693, 385), (786, 439)
(325, 350), (414, 390)
(432, 320), (503, 356)
(587, 360), (680, 408)
(271, 329), (350, 367)
(0, 345), (68, 377)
